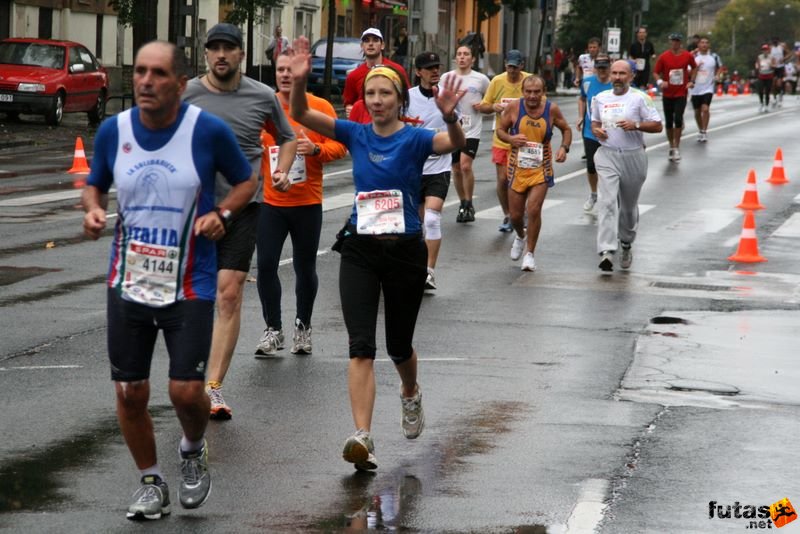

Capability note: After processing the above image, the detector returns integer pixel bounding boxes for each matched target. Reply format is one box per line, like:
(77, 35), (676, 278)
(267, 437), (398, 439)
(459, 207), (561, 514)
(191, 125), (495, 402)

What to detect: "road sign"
(606, 28), (621, 53)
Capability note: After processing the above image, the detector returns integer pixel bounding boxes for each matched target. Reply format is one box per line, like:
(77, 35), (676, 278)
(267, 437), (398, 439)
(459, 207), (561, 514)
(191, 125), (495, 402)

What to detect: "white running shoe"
(582, 196), (597, 213)
(673, 148), (681, 161)
(620, 245), (633, 270)
(521, 253), (536, 272)
(510, 234), (525, 261)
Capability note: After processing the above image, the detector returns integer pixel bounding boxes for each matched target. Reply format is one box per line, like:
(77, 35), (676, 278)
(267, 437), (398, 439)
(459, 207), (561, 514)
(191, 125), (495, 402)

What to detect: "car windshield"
(0, 42), (65, 69)
(312, 41), (363, 60)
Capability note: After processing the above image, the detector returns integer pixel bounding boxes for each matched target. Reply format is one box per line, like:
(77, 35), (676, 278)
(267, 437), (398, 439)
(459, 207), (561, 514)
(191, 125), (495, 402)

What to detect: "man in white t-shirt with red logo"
(591, 60), (663, 273)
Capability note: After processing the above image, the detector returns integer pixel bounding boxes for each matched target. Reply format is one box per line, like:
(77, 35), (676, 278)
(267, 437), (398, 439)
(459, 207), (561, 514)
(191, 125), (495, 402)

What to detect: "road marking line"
(0, 364), (82, 371)
(478, 200), (564, 219)
(773, 213), (800, 238)
(565, 478), (610, 534)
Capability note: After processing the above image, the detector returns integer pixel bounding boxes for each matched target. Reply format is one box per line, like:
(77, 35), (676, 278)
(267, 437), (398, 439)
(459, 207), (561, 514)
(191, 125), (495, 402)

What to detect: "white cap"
(361, 28), (383, 41)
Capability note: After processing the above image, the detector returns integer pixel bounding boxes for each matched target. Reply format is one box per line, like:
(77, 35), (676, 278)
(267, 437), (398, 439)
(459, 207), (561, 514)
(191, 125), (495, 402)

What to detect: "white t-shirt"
(591, 88), (663, 151)
(408, 86), (452, 175)
(771, 44), (786, 67)
(690, 52), (718, 95)
(578, 53), (595, 77)
(440, 69), (490, 139)
(784, 61), (797, 81)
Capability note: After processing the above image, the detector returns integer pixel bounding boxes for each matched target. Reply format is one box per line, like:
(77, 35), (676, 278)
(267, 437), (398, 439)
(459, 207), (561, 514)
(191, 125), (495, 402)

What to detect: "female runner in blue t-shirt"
(288, 36), (465, 471)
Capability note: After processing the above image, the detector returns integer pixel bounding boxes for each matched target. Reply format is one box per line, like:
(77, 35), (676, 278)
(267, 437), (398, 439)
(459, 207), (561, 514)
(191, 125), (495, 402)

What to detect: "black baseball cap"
(594, 54), (611, 68)
(206, 23), (243, 48)
(415, 52), (442, 69)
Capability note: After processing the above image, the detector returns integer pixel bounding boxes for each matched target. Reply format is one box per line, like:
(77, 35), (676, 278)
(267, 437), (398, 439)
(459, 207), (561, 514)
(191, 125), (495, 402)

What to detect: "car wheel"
(88, 91), (106, 125)
(45, 92), (64, 126)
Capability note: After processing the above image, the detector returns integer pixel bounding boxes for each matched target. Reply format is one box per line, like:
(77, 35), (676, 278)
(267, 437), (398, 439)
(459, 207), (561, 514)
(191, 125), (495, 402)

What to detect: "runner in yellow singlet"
(496, 75), (571, 272)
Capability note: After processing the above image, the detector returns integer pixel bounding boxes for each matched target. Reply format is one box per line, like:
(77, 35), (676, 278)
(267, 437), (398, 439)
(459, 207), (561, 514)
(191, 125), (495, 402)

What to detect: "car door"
(65, 45), (90, 111)
(77, 46), (105, 98)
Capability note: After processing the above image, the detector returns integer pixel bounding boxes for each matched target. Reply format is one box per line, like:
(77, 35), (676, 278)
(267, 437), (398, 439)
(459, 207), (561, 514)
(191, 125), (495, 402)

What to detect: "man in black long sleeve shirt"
(629, 27), (656, 88)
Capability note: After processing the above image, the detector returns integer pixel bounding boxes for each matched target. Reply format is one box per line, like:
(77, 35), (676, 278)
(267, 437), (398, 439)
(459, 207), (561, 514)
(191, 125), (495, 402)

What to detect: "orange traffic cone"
(67, 137), (91, 174)
(736, 169), (765, 210)
(743, 82), (751, 95)
(766, 148), (790, 185)
(716, 84), (723, 97)
(728, 211), (767, 263)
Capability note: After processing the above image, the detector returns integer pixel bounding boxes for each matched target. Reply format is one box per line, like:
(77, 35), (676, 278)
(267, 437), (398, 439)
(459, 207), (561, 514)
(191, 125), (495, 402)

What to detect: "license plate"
(0, 94), (12, 102)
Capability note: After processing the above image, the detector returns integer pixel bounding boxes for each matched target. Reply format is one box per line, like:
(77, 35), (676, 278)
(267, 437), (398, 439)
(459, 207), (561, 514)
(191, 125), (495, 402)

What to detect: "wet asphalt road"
(1, 94), (800, 533)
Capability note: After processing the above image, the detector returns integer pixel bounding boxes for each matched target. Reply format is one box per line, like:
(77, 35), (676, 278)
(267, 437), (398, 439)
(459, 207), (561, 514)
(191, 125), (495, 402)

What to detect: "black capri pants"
(662, 96), (687, 129)
(339, 232), (427, 363)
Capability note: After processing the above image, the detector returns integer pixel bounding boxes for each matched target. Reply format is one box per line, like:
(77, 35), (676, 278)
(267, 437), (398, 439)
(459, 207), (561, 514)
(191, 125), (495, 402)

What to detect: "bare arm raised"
(289, 36), (337, 140)
(432, 74), (466, 154)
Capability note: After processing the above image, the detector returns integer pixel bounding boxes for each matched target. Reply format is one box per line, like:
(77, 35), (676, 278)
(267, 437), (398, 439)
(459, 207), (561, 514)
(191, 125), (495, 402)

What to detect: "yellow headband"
(365, 66), (404, 96)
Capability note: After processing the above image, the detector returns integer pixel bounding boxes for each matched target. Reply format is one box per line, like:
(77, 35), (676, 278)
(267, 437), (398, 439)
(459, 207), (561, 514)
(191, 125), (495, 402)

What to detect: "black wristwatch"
(213, 207), (232, 229)
(561, 145), (570, 153)
(311, 144), (321, 156)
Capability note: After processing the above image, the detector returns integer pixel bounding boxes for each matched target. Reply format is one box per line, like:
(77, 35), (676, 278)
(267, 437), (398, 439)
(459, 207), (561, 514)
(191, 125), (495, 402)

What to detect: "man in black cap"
(408, 51), (462, 290)
(183, 22), (297, 420)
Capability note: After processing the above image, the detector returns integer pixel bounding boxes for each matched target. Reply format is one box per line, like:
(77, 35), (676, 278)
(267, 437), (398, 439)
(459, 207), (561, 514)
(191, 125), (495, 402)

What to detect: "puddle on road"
(290, 401), (532, 532)
(0, 265), (61, 287)
(0, 405), (173, 513)
(0, 274), (106, 307)
(434, 400), (530, 476)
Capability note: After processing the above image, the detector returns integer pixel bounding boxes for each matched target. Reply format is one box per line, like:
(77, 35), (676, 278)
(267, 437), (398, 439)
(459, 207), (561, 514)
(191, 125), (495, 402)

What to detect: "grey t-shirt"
(183, 75), (296, 203)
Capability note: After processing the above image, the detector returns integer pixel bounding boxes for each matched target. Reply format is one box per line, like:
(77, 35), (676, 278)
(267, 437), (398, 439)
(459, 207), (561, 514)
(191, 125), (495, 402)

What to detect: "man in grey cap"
(479, 49), (530, 232)
(183, 22), (297, 421)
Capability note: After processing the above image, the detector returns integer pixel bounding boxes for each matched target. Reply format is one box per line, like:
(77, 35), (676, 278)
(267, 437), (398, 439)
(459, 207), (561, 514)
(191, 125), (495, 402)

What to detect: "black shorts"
(662, 96), (688, 129)
(420, 171), (451, 200)
(106, 288), (214, 381)
(217, 201), (259, 272)
(691, 93), (713, 109)
(339, 234), (427, 363)
(583, 137), (601, 174)
(774, 67), (785, 78)
(451, 138), (480, 163)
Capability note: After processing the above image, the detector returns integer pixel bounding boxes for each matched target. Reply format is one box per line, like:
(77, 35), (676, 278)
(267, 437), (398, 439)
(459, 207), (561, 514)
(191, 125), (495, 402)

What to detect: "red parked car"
(0, 38), (109, 126)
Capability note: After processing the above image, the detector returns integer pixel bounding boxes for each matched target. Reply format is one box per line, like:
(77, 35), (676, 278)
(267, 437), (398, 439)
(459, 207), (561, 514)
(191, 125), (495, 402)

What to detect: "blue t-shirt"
(581, 75), (613, 140)
(334, 120), (436, 235)
(87, 103), (252, 302)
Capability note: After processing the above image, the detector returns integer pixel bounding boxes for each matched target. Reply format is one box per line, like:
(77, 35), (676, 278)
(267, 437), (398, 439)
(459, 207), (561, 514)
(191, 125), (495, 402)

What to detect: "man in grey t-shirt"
(182, 23), (297, 420)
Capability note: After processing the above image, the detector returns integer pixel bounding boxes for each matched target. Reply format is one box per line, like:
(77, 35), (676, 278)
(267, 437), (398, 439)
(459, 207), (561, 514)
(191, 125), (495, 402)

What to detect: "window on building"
(38, 8), (53, 39)
(95, 14), (103, 61)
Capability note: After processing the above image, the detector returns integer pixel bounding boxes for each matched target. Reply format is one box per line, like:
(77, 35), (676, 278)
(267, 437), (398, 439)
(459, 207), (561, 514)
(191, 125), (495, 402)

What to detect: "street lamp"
(731, 15), (744, 56)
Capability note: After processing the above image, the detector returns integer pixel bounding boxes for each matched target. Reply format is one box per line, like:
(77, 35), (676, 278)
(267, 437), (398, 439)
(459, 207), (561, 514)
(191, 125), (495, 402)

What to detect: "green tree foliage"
(224, 0), (283, 26)
(557, 0), (689, 55)
(712, 0), (800, 75)
(476, 0), (502, 23)
(107, 0), (137, 27)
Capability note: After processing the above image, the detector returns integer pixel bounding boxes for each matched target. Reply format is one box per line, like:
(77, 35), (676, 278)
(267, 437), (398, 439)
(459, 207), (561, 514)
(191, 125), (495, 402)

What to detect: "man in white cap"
(342, 27), (410, 117)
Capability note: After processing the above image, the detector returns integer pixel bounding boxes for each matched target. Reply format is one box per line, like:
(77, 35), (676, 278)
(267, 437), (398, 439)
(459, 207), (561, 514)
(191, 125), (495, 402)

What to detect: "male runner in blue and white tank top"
(82, 41), (256, 521)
